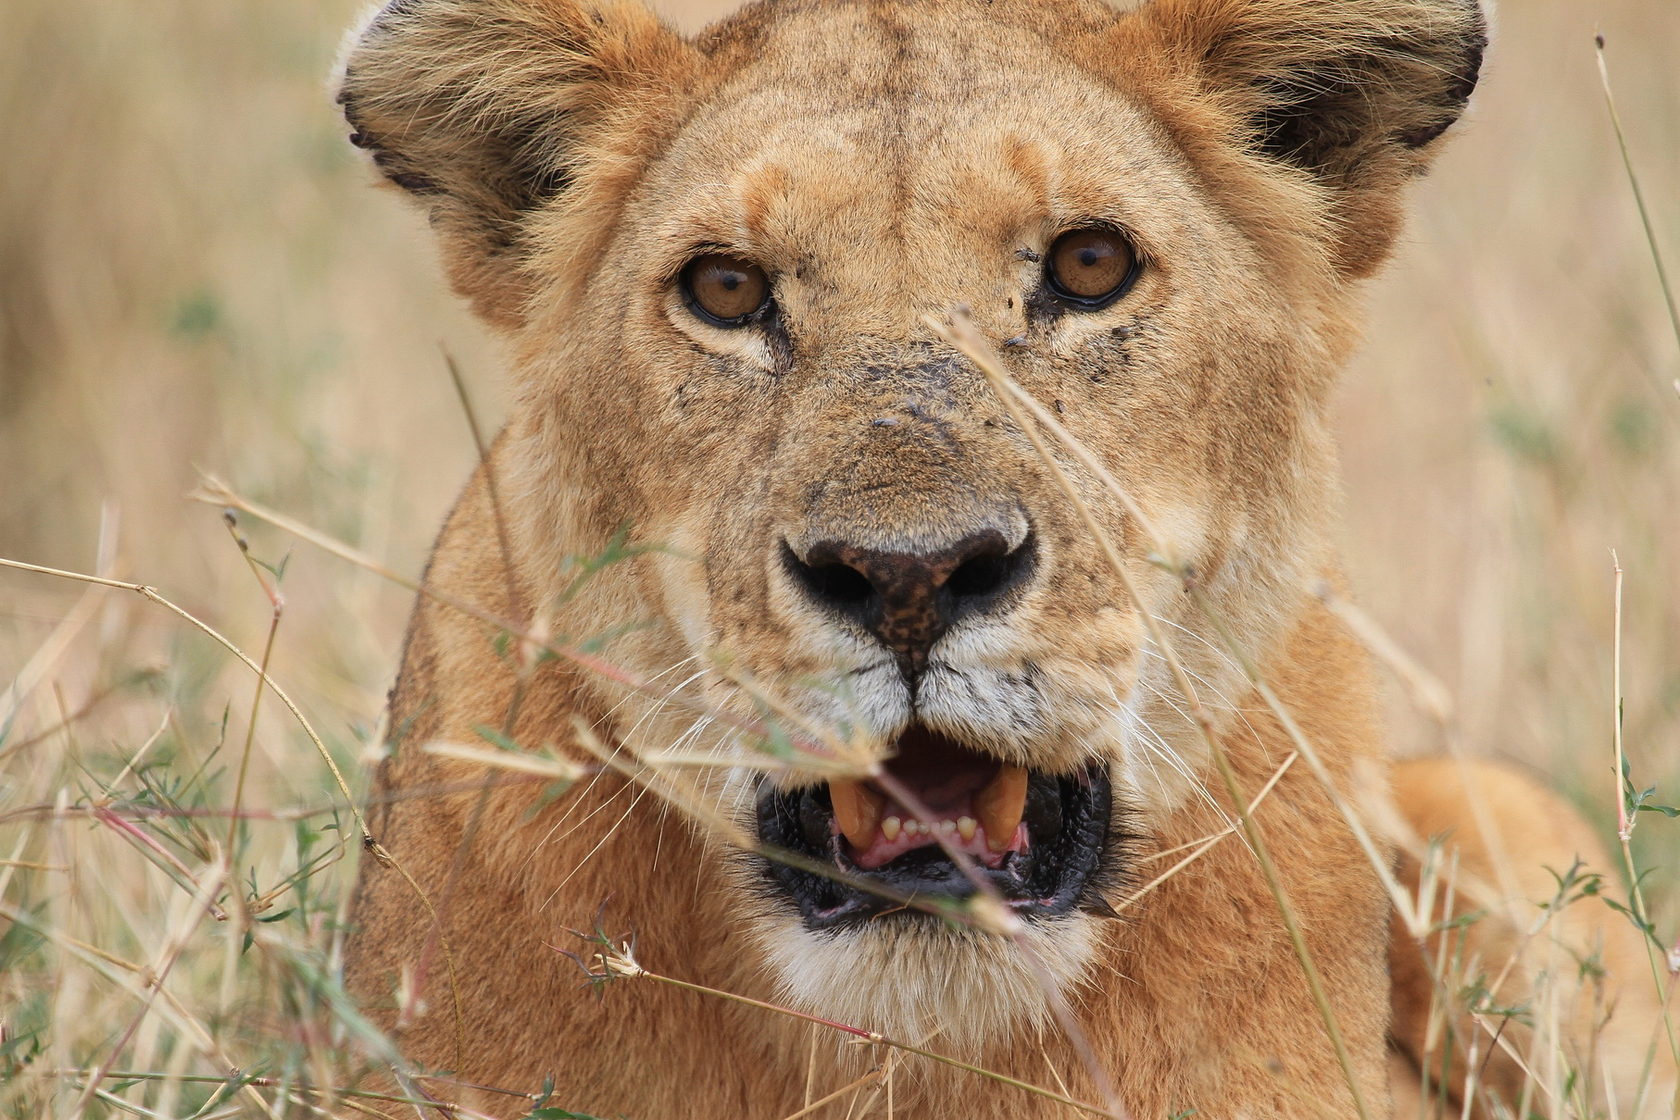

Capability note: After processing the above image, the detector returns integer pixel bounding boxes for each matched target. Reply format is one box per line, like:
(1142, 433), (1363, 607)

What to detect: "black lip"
(755, 761), (1113, 932)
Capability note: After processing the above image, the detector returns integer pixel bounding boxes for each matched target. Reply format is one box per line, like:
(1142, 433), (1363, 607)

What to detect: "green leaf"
(532, 1074), (556, 1110)
(251, 550), (292, 581)
(576, 619), (654, 655)
(474, 725), (524, 753)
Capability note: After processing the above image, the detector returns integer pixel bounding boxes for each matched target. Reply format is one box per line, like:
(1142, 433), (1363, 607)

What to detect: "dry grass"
(1, 0), (1676, 1116)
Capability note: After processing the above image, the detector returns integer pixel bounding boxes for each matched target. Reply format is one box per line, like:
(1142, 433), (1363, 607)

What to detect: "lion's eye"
(1044, 228), (1138, 309)
(680, 253), (771, 326)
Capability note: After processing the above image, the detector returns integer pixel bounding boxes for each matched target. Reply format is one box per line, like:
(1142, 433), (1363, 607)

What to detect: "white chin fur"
(756, 910), (1103, 1056)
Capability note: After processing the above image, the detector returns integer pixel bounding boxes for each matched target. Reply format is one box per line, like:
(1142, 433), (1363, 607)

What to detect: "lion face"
(341, 0), (1483, 1051)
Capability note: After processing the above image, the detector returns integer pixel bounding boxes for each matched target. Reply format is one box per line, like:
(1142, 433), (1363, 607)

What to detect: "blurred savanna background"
(1, 0), (1676, 1116)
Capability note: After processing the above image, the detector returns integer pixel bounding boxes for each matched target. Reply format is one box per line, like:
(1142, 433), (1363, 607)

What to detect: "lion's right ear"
(1120, 0), (1487, 277)
(337, 0), (696, 328)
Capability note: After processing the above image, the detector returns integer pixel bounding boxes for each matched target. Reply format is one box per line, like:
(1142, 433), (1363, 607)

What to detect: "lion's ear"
(337, 0), (695, 328)
(1128, 0), (1487, 275)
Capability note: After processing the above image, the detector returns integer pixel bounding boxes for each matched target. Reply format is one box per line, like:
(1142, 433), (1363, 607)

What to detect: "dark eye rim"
(1043, 225), (1143, 312)
(678, 252), (774, 329)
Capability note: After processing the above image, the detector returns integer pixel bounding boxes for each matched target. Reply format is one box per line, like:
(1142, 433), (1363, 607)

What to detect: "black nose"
(783, 530), (1036, 676)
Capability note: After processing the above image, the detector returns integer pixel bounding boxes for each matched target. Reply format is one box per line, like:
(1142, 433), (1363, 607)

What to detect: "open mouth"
(756, 726), (1112, 930)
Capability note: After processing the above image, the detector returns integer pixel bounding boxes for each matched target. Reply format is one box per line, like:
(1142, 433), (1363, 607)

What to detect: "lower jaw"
(757, 902), (1110, 1058)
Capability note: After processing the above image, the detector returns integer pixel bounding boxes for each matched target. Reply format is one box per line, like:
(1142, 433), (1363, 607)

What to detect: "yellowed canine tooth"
(830, 779), (884, 849)
(974, 764), (1028, 852)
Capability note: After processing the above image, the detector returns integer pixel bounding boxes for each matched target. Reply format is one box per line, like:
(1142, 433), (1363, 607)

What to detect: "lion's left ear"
(1123, 0), (1487, 275)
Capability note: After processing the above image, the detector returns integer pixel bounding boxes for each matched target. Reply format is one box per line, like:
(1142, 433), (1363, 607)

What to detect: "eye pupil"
(1046, 228), (1138, 308)
(681, 253), (770, 326)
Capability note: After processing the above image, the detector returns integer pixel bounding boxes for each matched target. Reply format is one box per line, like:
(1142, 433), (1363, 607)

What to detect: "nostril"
(946, 551), (1007, 600)
(782, 542), (876, 616)
(806, 562), (872, 607)
(946, 532), (1035, 606)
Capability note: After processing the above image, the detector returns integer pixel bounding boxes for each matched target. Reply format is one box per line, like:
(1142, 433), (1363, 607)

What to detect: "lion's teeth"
(837, 767), (1024, 853)
(975, 764), (1029, 852)
(830, 779), (883, 850)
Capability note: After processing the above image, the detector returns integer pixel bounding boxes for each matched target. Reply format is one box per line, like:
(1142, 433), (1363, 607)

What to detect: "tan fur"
(335, 0), (1671, 1116)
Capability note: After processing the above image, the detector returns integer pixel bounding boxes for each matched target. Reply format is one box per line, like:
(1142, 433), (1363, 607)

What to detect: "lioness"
(337, 0), (1674, 1116)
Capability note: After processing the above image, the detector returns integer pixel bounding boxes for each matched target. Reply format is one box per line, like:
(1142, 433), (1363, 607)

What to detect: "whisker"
(538, 657), (711, 838)
(539, 775), (655, 912)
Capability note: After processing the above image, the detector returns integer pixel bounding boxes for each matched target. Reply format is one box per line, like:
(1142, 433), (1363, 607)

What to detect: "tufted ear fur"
(336, 0), (696, 328)
(1126, 0), (1487, 276)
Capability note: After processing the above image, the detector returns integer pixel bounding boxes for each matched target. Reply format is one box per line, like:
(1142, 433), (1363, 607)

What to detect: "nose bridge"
(788, 349), (1026, 556)
(775, 346), (1043, 673)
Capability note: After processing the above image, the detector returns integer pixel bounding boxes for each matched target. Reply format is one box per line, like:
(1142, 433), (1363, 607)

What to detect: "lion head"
(340, 0), (1484, 1056)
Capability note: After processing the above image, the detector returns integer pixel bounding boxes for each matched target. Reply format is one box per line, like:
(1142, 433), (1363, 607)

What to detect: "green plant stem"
(222, 515), (285, 876)
(1608, 554), (1680, 1091)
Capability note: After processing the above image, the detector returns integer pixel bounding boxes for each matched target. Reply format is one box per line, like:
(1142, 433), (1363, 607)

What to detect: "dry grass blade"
(1113, 750), (1297, 916)
(0, 558), (365, 844)
(67, 858), (234, 1119)
(0, 552), (473, 1097)
(1594, 33), (1680, 366)
(191, 477), (850, 774)
(778, 1066), (886, 1120)
(0, 582), (102, 739)
(421, 741), (587, 782)
(928, 309), (1376, 1120)
(575, 938), (1121, 1118)
(1311, 581), (1454, 726)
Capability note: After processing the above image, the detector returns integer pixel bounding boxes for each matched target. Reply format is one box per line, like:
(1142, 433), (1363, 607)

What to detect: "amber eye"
(1044, 227), (1139, 309)
(680, 253), (771, 326)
